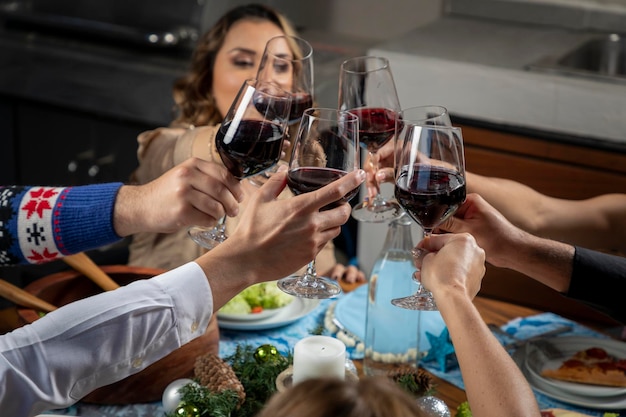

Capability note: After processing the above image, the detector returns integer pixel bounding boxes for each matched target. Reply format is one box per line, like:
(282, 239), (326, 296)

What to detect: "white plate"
(525, 336), (626, 398)
(514, 336), (626, 410)
(525, 337), (626, 398)
(218, 298), (320, 331)
(217, 302), (292, 322)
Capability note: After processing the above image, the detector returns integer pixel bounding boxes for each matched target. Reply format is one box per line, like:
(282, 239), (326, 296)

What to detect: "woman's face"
(212, 19), (287, 118)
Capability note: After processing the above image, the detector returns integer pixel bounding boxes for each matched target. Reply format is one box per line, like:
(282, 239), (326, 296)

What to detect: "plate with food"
(218, 282), (296, 322)
(218, 296), (320, 331)
(517, 336), (626, 409)
(525, 336), (626, 397)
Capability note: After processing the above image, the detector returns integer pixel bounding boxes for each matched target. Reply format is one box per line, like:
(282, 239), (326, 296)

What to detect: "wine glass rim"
(400, 105), (448, 120)
(405, 124), (461, 133)
(340, 55), (390, 73)
(302, 107), (359, 123)
(264, 34), (313, 60)
(244, 78), (292, 101)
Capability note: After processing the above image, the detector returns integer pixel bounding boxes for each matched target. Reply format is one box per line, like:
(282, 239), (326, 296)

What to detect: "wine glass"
(391, 125), (466, 310)
(248, 35), (315, 187)
(277, 108), (360, 299)
(399, 105), (451, 127)
(257, 35), (314, 125)
(188, 79), (292, 249)
(338, 56), (403, 223)
(394, 105), (452, 180)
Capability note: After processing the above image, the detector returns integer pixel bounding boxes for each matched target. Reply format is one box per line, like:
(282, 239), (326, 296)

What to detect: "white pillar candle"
(292, 335), (346, 384)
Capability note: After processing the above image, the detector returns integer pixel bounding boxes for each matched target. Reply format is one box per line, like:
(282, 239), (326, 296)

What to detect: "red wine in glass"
(288, 167), (358, 210)
(289, 92), (314, 123)
(351, 107), (398, 152)
(394, 164), (466, 230)
(253, 92), (292, 122)
(215, 119), (285, 179)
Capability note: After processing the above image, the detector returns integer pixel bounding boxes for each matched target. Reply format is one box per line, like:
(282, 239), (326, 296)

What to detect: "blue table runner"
(45, 294), (623, 416)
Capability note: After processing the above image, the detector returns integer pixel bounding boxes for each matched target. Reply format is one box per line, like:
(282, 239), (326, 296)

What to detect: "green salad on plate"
(220, 282), (294, 315)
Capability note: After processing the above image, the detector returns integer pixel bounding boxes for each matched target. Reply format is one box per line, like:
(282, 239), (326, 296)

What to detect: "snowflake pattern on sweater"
(1, 186), (67, 265)
(0, 183), (123, 266)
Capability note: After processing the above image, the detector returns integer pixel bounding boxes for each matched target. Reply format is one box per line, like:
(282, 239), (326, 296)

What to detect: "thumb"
(257, 165), (288, 201)
(419, 234), (452, 253)
(375, 167), (395, 184)
(438, 215), (462, 234)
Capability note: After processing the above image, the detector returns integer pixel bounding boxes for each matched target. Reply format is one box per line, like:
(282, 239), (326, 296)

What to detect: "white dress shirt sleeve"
(0, 261), (213, 417)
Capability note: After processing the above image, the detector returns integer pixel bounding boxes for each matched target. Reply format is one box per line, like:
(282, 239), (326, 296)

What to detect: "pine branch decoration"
(387, 367), (435, 397)
(225, 344), (291, 417)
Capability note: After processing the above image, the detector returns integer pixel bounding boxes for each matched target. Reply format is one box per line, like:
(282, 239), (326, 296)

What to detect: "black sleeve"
(567, 246), (626, 324)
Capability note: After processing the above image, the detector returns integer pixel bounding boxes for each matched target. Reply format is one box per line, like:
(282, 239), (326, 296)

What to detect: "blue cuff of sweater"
(55, 183), (123, 255)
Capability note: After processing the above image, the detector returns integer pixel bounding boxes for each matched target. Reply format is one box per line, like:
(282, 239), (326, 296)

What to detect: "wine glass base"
(277, 275), (342, 299)
(351, 200), (404, 223)
(187, 226), (226, 250)
(390, 294), (438, 311)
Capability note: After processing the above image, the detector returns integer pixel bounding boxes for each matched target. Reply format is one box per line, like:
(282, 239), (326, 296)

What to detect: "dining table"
(42, 281), (625, 417)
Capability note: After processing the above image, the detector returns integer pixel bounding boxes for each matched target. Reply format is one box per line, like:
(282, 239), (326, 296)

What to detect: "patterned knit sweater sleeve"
(0, 183), (123, 266)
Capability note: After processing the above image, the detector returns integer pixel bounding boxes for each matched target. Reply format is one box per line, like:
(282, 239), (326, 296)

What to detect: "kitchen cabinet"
(0, 98), (151, 186)
(459, 121), (626, 325)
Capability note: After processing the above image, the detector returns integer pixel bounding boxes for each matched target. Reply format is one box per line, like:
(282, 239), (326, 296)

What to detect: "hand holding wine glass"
(277, 108), (360, 299)
(392, 124), (466, 310)
(188, 79), (292, 249)
(338, 56), (402, 223)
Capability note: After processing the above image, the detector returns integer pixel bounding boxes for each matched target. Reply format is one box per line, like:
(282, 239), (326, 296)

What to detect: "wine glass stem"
(416, 230), (432, 295)
(302, 259), (317, 282)
(216, 215), (226, 234)
(368, 150), (381, 197)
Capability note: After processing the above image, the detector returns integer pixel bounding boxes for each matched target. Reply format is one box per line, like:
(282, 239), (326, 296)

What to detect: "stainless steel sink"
(527, 34), (626, 84)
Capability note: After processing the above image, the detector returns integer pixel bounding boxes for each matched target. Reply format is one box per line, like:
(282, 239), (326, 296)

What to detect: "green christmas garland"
(167, 341), (435, 417)
(166, 344), (291, 417)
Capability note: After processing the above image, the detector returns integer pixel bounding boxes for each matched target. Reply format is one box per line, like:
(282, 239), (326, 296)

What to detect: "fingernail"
(357, 169), (366, 180)
(376, 171), (386, 180)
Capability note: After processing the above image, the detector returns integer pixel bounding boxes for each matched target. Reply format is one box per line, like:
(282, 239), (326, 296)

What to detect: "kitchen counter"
(369, 15), (626, 148)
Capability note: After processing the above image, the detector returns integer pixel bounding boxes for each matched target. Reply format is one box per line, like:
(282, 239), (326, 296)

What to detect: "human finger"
(341, 265), (366, 283)
(306, 170), (366, 212)
(254, 165), (289, 202)
(185, 161), (243, 218)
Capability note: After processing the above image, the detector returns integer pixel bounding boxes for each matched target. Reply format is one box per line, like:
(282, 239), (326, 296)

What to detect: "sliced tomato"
(251, 306), (264, 314)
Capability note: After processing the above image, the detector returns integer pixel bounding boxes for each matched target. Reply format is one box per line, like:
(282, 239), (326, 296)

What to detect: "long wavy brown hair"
(172, 4), (298, 128)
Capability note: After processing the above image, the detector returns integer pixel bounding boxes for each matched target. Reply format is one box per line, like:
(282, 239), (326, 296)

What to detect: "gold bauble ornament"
(254, 344), (279, 363)
(175, 403), (200, 417)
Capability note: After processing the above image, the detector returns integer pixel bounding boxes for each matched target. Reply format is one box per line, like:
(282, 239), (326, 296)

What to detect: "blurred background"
(0, 0), (624, 325)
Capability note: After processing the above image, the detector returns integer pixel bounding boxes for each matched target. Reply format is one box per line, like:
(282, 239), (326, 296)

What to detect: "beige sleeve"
(133, 125), (221, 184)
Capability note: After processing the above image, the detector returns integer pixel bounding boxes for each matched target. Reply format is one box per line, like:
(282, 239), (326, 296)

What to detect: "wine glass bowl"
(256, 35), (314, 125)
(216, 81), (291, 178)
(338, 56), (403, 223)
(391, 124), (466, 310)
(393, 105), (452, 182)
(188, 79), (292, 249)
(277, 108), (360, 299)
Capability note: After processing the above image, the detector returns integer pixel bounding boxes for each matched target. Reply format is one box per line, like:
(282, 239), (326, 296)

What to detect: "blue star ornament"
(422, 327), (456, 372)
